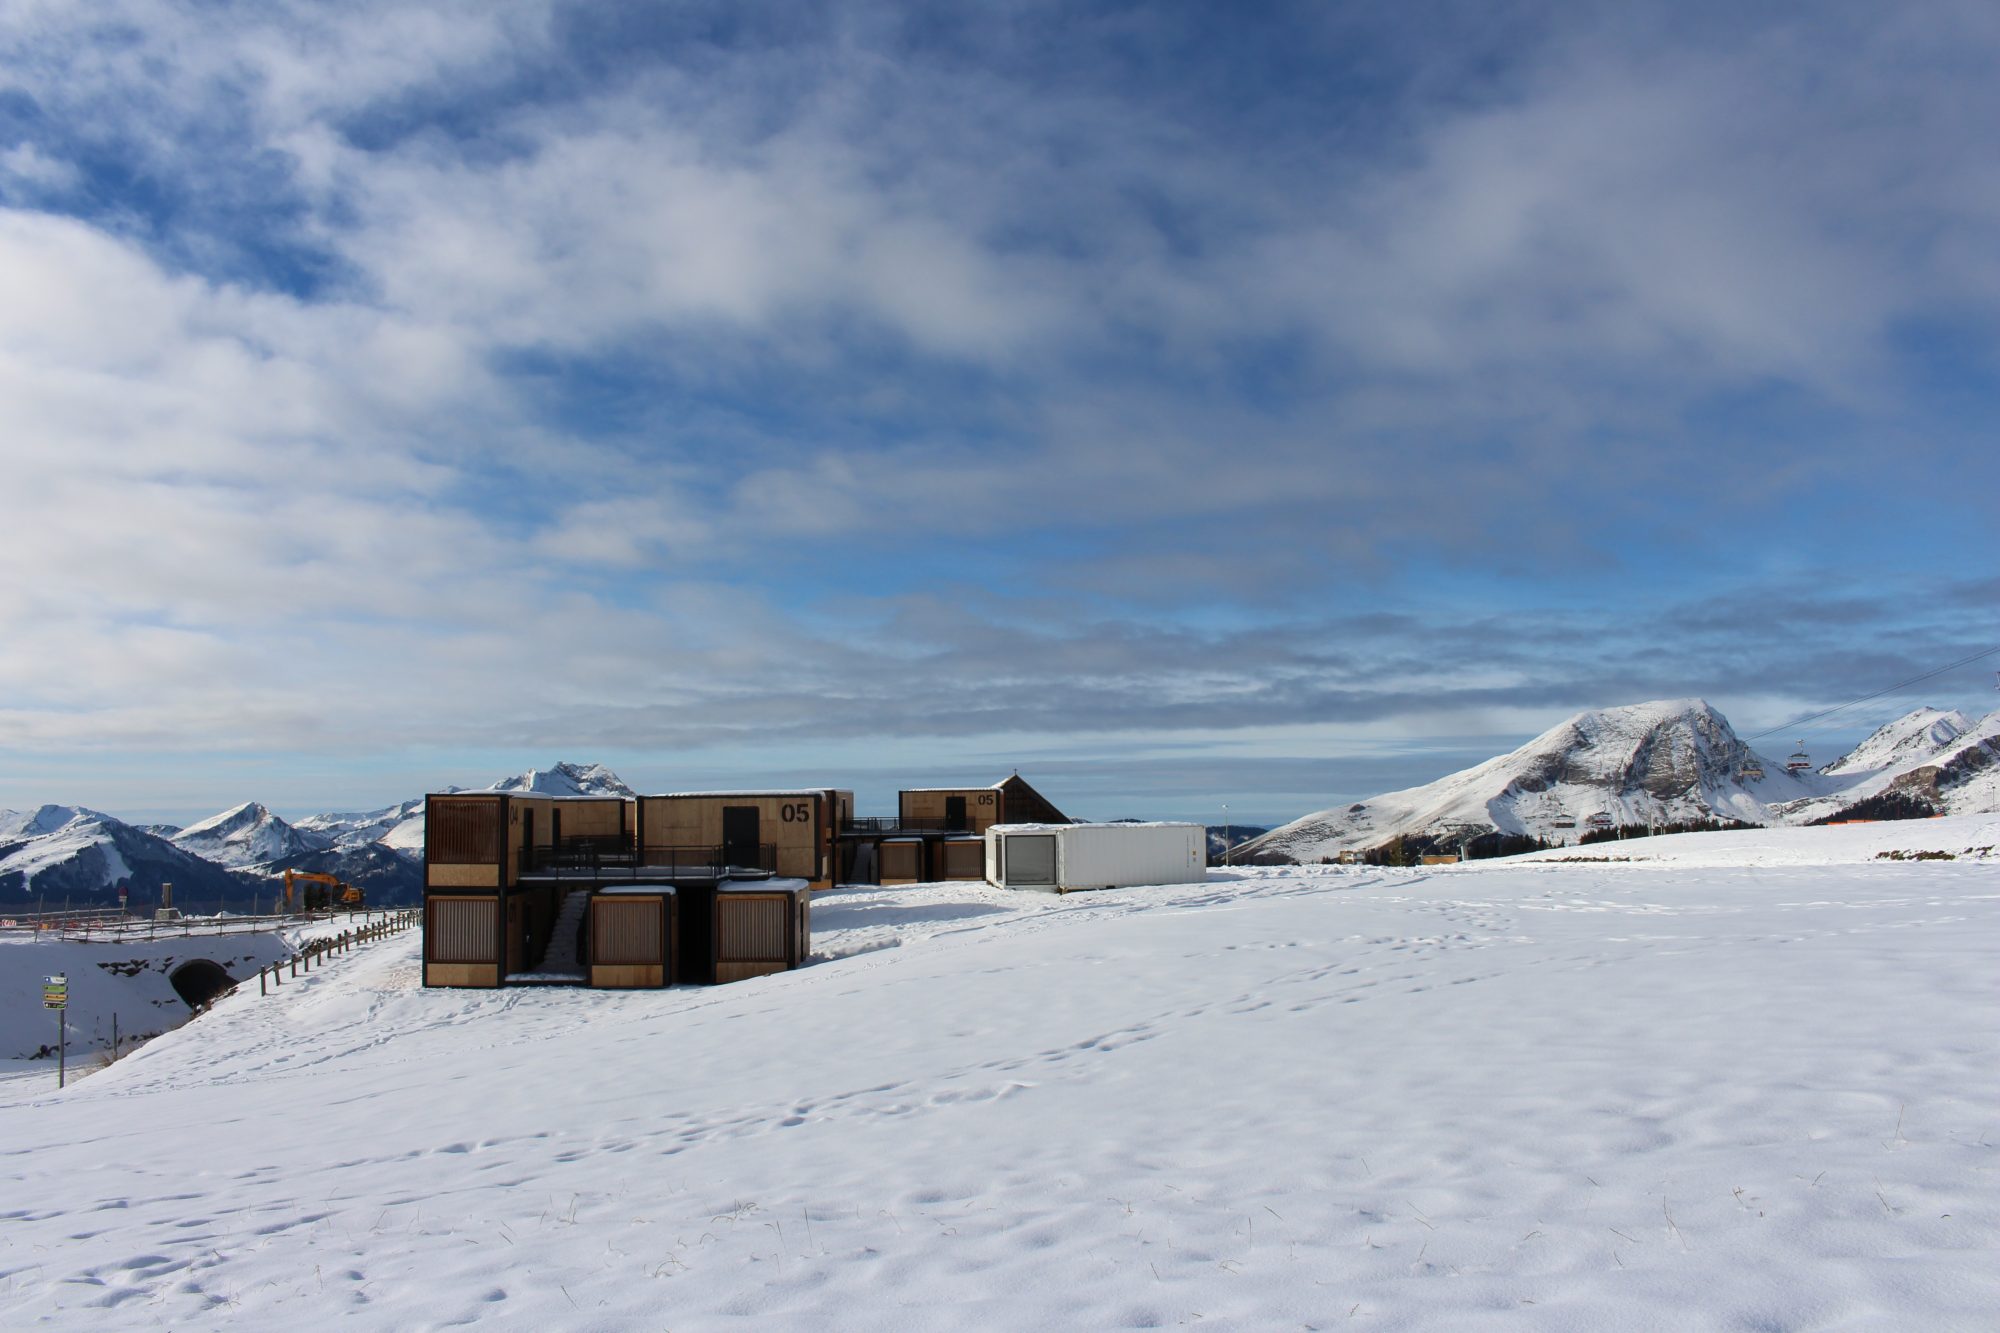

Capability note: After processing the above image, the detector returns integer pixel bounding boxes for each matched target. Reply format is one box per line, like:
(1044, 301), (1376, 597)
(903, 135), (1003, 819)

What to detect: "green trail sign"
(42, 974), (66, 1009)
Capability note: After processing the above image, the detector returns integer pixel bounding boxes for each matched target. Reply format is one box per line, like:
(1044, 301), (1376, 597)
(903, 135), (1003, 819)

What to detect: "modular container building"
(714, 879), (812, 983)
(838, 774), (1072, 885)
(422, 791), (641, 987)
(985, 822), (1207, 893)
(637, 791), (846, 887)
(588, 887), (676, 988)
(877, 838), (925, 885)
(897, 787), (1004, 835)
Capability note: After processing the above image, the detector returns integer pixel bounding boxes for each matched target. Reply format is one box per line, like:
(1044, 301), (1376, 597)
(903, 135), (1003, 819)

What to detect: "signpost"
(43, 974), (67, 1088)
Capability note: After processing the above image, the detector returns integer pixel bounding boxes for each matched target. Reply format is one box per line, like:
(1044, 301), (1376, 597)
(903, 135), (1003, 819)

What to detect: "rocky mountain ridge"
(1239, 700), (2000, 864)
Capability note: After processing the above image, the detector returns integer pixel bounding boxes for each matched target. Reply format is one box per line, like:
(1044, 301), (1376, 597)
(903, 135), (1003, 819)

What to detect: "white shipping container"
(985, 822), (1207, 893)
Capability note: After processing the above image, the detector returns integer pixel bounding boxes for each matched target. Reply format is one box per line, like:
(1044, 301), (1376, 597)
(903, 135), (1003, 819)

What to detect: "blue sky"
(1, 1), (1996, 826)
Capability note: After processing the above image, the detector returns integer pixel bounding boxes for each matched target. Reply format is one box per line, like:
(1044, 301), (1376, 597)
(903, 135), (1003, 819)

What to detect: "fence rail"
(239, 910), (421, 1006)
(25, 907), (408, 944)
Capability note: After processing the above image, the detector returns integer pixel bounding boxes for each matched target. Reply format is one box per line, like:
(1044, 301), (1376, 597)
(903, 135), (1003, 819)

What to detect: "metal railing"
(248, 910), (420, 1001)
(521, 841), (778, 875)
(638, 843), (778, 874)
(524, 836), (639, 872)
(31, 907), (403, 943)
(841, 817), (979, 836)
(0, 906), (131, 934)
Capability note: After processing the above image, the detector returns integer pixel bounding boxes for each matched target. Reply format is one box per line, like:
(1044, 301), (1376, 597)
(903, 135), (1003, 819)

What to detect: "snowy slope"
(170, 802), (332, 870)
(1903, 709), (2000, 813)
(1240, 699), (1808, 863)
(1766, 707), (1998, 823)
(1821, 707), (1976, 775)
(0, 931), (299, 1059)
(1, 847), (1994, 1328)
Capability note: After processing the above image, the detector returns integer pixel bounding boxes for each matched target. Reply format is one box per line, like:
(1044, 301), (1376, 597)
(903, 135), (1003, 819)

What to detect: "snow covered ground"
(0, 826), (1995, 1329)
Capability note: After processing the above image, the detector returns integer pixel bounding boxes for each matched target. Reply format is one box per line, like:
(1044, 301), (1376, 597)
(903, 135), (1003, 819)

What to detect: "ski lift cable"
(1741, 643), (2000, 743)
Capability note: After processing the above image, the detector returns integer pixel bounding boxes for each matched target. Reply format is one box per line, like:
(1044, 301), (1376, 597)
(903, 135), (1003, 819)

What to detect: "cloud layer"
(2, 1), (1997, 817)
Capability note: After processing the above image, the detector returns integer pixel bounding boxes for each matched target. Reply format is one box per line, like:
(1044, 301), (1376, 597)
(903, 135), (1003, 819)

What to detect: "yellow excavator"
(282, 869), (364, 913)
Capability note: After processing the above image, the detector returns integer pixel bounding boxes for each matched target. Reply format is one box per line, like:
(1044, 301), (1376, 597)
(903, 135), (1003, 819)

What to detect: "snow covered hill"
(1821, 707), (1975, 775)
(170, 802), (332, 870)
(1239, 699), (1806, 863)
(2, 830), (1993, 1328)
(1241, 700), (2000, 864)
(1765, 707), (1999, 824)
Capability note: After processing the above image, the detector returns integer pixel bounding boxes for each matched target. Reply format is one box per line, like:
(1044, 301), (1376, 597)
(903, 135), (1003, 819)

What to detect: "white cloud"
(0, 1), (1997, 797)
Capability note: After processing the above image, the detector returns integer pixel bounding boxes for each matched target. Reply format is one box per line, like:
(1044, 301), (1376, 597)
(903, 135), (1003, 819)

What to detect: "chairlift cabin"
(1785, 741), (1812, 774)
(1738, 757), (1765, 781)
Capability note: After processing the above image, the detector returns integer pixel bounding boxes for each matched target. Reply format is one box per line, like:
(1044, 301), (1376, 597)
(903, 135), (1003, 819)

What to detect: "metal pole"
(57, 1009), (65, 1089)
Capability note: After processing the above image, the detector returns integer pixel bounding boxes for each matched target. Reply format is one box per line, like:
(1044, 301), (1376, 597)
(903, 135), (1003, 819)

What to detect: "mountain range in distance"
(5, 705), (1997, 903)
(0, 763), (633, 909)
(1235, 700), (2000, 864)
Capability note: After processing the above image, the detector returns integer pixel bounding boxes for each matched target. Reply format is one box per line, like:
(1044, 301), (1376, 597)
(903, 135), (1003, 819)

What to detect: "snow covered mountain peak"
(1238, 698), (1798, 863)
(175, 801), (275, 839)
(171, 801), (331, 871)
(0, 804), (115, 840)
(487, 761), (636, 798)
(1821, 707), (1977, 776)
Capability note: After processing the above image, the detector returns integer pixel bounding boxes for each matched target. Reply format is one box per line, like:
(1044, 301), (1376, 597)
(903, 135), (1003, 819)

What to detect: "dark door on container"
(945, 795), (968, 832)
(522, 809), (534, 873)
(1005, 835), (1056, 887)
(722, 806), (761, 870)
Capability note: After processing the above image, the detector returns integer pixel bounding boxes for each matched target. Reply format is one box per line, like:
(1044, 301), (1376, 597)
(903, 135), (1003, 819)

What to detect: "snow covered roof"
(717, 877), (810, 893)
(989, 821), (1202, 833)
(653, 790), (830, 799)
(426, 791), (629, 803)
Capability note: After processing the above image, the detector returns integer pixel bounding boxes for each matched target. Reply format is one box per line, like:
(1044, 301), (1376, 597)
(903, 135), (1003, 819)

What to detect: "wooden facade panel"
(507, 798), (552, 881)
(899, 788), (1002, 834)
(592, 897), (666, 966)
(939, 840), (985, 880)
(640, 794), (825, 880)
(879, 841), (922, 883)
(425, 962), (500, 988)
(590, 964), (665, 988)
(428, 864), (499, 889)
(716, 960), (789, 983)
(557, 798), (628, 840)
(426, 896), (498, 963)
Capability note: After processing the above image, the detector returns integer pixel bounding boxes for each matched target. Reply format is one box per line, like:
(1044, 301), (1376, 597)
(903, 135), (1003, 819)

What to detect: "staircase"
(507, 889), (590, 984)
